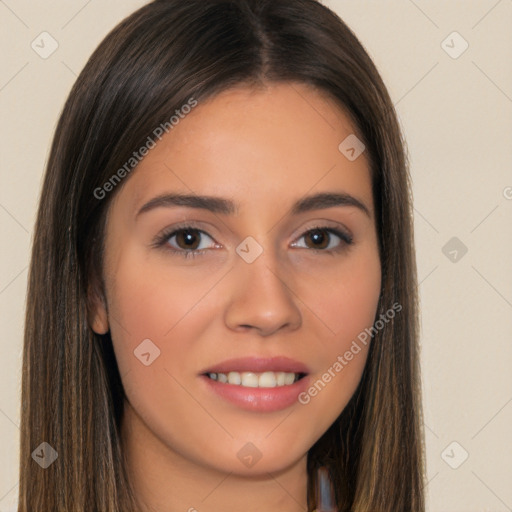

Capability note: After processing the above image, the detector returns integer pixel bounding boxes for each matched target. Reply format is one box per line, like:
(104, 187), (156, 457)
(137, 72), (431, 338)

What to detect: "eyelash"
(152, 222), (354, 259)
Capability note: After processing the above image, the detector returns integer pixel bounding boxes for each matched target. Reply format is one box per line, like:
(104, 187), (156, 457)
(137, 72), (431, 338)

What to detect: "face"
(90, 82), (381, 477)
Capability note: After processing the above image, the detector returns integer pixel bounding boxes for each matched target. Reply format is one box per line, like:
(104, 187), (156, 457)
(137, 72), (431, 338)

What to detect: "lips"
(198, 356), (311, 412)
(199, 372), (311, 412)
(199, 356), (310, 375)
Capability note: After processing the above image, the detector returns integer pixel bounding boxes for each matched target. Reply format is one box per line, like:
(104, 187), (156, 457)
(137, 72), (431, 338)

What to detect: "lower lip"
(199, 374), (310, 412)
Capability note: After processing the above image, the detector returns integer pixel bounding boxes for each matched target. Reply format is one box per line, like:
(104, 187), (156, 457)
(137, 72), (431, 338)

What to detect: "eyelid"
(291, 220), (353, 244)
(152, 221), (219, 250)
(152, 220), (354, 256)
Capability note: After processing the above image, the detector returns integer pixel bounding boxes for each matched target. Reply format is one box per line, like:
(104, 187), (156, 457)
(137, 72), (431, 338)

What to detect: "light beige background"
(1, 1), (511, 511)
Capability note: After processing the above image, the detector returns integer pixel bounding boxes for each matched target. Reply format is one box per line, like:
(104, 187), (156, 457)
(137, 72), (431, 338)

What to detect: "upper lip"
(200, 356), (310, 375)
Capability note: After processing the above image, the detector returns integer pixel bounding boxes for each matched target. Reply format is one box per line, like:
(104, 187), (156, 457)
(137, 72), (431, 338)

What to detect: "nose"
(223, 248), (302, 337)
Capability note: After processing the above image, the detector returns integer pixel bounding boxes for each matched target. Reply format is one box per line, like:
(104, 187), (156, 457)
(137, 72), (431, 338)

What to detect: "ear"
(87, 276), (109, 335)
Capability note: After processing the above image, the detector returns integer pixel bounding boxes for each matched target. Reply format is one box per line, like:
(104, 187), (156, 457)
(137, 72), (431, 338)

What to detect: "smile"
(205, 371), (305, 388)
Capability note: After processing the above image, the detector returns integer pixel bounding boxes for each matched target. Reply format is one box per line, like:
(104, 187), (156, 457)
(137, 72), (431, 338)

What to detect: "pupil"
(180, 230), (198, 248)
(310, 229), (327, 248)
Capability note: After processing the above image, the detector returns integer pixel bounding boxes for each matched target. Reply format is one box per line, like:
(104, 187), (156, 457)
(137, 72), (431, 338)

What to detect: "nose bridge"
(223, 234), (302, 334)
(239, 240), (287, 295)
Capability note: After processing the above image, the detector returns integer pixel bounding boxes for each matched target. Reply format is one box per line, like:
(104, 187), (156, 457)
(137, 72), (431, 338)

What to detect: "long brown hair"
(19, 0), (425, 510)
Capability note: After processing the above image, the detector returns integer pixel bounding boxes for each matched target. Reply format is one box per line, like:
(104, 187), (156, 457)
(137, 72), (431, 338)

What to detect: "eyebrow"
(136, 191), (371, 218)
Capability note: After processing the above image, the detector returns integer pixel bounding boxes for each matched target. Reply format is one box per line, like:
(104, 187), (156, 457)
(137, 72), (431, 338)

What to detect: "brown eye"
(293, 226), (353, 253)
(153, 225), (218, 259)
(167, 227), (217, 253)
(303, 228), (330, 249)
(173, 228), (203, 250)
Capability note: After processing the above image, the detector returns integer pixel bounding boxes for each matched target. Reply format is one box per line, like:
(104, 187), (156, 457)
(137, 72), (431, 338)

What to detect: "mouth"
(203, 370), (308, 388)
(199, 366), (311, 412)
(199, 355), (311, 390)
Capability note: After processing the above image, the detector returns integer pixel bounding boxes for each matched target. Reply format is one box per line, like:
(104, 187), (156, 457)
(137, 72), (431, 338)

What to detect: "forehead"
(114, 81), (372, 217)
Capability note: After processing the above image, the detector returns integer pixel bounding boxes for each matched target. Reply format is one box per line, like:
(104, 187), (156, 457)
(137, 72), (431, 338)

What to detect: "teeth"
(284, 372), (295, 385)
(206, 371), (302, 388)
(227, 371), (241, 385)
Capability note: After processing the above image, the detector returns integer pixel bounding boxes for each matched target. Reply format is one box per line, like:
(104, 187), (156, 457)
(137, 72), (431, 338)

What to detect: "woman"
(19, 0), (425, 510)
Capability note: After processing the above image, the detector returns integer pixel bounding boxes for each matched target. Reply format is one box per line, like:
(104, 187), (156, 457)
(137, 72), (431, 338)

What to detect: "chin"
(203, 437), (309, 477)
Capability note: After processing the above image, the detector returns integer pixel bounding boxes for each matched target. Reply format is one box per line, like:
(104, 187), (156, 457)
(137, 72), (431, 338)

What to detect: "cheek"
(296, 290), (379, 434)
(292, 245), (380, 422)
(278, 249), (381, 437)
(104, 249), (222, 381)
(295, 340), (369, 443)
(296, 245), (381, 338)
(104, 254), (222, 454)
(107, 245), (222, 333)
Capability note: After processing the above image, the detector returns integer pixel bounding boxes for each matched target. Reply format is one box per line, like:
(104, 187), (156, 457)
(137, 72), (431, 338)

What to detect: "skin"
(89, 82), (381, 512)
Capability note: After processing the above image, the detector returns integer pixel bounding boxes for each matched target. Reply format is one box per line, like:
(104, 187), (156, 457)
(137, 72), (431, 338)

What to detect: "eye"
(153, 223), (353, 259)
(153, 225), (218, 259)
(291, 226), (353, 253)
